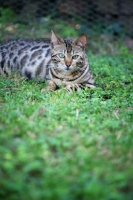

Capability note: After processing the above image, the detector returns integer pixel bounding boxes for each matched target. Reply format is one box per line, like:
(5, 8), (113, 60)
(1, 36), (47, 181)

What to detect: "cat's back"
(0, 38), (50, 54)
(0, 38), (51, 80)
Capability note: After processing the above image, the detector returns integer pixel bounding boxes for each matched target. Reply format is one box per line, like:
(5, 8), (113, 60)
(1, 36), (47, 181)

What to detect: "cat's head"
(50, 30), (87, 72)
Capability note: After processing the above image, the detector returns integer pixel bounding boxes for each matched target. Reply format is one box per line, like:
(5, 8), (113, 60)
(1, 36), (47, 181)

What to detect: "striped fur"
(0, 31), (96, 91)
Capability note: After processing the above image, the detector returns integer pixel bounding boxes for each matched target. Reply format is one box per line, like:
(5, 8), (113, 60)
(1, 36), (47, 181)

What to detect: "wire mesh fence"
(0, 0), (133, 37)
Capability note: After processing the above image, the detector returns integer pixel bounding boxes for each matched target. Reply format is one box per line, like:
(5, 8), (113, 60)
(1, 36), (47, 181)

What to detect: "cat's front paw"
(41, 80), (57, 92)
(65, 84), (83, 92)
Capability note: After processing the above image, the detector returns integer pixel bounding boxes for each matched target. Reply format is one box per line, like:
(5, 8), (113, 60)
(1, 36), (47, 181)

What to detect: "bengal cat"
(0, 31), (96, 92)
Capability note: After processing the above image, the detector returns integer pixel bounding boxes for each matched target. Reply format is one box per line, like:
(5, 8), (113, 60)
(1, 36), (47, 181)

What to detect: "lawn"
(0, 48), (133, 199)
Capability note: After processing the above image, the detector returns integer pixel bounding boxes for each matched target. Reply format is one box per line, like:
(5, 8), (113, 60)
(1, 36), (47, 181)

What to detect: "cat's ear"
(51, 30), (64, 48)
(73, 35), (87, 49)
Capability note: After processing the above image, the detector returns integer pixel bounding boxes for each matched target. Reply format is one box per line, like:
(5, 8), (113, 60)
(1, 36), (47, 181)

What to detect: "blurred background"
(0, 0), (133, 53)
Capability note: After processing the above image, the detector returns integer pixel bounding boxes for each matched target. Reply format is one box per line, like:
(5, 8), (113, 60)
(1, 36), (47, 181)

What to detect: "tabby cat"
(0, 31), (96, 92)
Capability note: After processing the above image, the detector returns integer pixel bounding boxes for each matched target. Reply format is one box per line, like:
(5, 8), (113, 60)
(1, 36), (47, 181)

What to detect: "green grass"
(0, 7), (133, 199)
(0, 51), (133, 200)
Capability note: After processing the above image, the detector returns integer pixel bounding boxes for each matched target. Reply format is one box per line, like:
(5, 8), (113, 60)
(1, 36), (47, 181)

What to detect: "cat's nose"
(65, 61), (71, 69)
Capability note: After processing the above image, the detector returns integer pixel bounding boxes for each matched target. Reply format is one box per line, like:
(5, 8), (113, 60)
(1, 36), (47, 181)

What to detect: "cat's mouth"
(66, 66), (70, 71)
(65, 65), (74, 71)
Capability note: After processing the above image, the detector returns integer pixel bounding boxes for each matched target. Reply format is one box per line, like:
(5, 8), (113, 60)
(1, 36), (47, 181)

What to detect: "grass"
(0, 49), (133, 199)
(0, 8), (133, 199)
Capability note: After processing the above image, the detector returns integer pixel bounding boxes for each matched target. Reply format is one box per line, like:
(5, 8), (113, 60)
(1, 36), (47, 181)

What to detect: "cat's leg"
(41, 80), (57, 92)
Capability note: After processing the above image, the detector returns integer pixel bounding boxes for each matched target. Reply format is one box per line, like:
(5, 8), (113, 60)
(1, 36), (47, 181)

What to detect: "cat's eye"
(72, 55), (79, 59)
(58, 53), (65, 58)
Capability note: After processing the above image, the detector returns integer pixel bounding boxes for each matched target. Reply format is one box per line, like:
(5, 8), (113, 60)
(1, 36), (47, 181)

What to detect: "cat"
(0, 30), (96, 92)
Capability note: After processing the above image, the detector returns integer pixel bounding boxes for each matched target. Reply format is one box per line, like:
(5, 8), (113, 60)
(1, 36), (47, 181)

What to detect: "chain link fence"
(0, 0), (133, 37)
